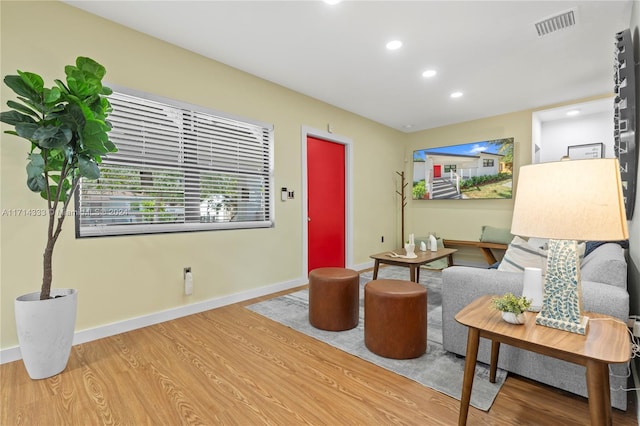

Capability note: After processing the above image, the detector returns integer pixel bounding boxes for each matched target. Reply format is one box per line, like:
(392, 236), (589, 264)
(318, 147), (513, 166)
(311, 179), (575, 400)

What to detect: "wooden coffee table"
(455, 295), (631, 426)
(369, 248), (457, 282)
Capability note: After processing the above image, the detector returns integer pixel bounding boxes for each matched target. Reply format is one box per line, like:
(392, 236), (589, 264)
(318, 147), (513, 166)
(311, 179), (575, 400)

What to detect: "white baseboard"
(0, 276), (307, 365)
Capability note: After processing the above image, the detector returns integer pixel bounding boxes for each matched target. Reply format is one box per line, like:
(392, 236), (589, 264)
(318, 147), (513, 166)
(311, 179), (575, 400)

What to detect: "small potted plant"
(491, 293), (532, 324)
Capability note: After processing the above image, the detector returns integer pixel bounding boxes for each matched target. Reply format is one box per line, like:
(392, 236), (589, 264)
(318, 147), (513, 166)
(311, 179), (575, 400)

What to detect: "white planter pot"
(501, 311), (526, 325)
(15, 289), (77, 379)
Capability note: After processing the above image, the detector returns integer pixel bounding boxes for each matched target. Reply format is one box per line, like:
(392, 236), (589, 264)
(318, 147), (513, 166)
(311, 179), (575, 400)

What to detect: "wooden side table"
(455, 295), (630, 426)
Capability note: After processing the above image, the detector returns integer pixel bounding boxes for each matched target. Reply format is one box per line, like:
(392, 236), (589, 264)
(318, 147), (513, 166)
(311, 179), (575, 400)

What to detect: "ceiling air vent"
(535, 9), (576, 37)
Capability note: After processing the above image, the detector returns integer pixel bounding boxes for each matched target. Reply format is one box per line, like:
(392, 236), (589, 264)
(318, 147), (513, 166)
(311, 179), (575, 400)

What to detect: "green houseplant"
(491, 293), (532, 324)
(1, 57), (116, 378)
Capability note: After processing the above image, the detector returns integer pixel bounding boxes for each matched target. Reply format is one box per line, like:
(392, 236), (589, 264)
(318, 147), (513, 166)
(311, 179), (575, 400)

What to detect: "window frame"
(75, 85), (275, 238)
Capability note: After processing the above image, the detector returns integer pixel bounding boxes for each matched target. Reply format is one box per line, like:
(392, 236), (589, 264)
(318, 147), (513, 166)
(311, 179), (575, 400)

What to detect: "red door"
(307, 136), (346, 273)
(434, 164), (442, 178)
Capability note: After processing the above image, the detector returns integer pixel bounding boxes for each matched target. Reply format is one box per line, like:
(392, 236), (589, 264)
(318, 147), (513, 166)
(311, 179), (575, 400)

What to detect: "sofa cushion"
(580, 243), (627, 289)
(479, 225), (513, 245)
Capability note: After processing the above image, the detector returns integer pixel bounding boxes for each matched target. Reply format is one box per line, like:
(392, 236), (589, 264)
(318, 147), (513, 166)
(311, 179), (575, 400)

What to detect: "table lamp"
(510, 158), (628, 334)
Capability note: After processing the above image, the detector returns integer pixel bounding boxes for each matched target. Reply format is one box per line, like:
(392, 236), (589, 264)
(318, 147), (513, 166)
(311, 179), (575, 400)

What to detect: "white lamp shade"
(511, 159), (629, 241)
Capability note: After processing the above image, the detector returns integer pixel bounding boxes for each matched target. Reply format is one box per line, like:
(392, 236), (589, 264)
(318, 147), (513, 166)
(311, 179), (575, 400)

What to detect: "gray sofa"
(442, 242), (629, 410)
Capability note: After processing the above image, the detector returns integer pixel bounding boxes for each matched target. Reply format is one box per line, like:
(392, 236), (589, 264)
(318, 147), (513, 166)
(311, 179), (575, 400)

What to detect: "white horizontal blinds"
(77, 91), (273, 237)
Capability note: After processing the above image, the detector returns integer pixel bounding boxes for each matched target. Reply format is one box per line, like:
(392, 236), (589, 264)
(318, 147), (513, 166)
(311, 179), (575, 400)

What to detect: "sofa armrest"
(581, 280), (629, 321)
(441, 266), (523, 355)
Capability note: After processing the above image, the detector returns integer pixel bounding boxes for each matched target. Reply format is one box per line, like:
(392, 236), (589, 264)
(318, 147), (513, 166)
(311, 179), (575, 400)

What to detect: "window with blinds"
(76, 90), (274, 237)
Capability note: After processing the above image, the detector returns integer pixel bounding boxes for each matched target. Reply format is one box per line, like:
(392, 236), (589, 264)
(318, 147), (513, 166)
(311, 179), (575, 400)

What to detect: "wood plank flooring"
(1, 285), (637, 425)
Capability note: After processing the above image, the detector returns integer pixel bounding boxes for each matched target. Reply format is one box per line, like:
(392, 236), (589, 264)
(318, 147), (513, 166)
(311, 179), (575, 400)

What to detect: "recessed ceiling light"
(403, 124), (414, 129)
(566, 109), (580, 116)
(386, 40), (403, 50)
(450, 91), (463, 98)
(323, 0), (342, 4)
(422, 70), (437, 78)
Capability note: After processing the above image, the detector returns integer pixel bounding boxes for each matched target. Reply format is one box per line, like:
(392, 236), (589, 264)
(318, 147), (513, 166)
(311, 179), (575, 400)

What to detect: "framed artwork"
(567, 143), (604, 160)
(412, 138), (513, 200)
(614, 28), (636, 219)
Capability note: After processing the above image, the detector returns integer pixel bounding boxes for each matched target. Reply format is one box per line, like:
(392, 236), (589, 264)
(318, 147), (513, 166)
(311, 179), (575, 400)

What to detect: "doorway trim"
(301, 126), (353, 276)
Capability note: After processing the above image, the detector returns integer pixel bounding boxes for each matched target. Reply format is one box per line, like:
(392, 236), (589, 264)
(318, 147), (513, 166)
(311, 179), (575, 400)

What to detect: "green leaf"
(82, 120), (109, 154)
(27, 175), (47, 193)
(103, 138), (118, 153)
(4, 74), (39, 100)
(0, 110), (36, 126)
(15, 122), (39, 139)
(6, 100), (39, 118)
(17, 71), (44, 93)
(33, 126), (72, 149)
(78, 156), (100, 179)
(26, 153), (45, 179)
(44, 87), (62, 104)
(76, 57), (106, 80)
(65, 66), (101, 98)
(58, 103), (86, 133)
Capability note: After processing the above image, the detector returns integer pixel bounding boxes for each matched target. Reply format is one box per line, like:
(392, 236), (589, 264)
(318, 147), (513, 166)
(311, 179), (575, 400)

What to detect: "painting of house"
(413, 138), (513, 199)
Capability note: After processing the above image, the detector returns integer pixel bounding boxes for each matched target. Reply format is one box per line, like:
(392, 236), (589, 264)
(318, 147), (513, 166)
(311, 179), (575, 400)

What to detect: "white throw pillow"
(498, 236), (549, 273)
(498, 236), (586, 274)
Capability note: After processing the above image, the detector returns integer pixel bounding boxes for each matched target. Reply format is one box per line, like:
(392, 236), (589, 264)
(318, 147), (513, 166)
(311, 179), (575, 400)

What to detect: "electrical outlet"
(634, 320), (640, 338)
(184, 267), (193, 296)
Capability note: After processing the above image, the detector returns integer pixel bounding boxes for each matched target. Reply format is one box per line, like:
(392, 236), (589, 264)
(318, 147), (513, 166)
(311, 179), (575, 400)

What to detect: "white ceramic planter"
(15, 289), (77, 379)
(501, 311), (525, 325)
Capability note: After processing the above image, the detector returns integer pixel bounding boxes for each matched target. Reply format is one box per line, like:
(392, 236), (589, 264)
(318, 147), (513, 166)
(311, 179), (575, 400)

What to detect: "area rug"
(246, 266), (507, 411)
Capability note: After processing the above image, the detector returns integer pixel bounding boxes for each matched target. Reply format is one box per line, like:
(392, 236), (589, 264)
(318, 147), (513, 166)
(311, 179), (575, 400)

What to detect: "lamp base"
(536, 239), (588, 335)
(535, 312), (589, 335)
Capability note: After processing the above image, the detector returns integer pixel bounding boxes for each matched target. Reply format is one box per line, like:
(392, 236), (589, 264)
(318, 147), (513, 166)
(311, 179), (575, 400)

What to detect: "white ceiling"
(64, 0), (632, 132)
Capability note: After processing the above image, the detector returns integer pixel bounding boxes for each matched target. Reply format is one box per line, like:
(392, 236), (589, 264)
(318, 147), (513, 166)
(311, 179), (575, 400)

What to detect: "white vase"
(501, 311), (526, 325)
(429, 234), (438, 252)
(15, 289), (77, 379)
(404, 243), (416, 257)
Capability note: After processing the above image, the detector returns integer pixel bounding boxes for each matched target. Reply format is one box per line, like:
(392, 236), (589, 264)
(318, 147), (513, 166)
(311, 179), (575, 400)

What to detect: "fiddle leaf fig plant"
(0, 57), (116, 300)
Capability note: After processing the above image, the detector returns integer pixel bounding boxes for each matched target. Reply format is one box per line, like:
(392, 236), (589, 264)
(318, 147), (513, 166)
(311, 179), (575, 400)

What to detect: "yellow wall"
(402, 94), (613, 244)
(0, 1), (404, 349)
(2, 1), (635, 354)
(403, 110), (529, 241)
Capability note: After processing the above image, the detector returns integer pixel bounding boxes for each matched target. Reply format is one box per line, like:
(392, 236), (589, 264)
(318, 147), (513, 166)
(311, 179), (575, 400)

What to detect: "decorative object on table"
(429, 233), (438, 252)
(395, 171), (408, 244)
(613, 28), (636, 220)
(0, 57), (116, 378)
(491, 293), (531, 324)
(404, 234), (416, 258)
(510, 158), (628, 334)
(420, 240), (427, 251)
(521, 267), (543, 312)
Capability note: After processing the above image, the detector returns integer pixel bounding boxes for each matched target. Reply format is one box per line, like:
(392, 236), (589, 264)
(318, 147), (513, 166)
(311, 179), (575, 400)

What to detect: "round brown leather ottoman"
(364, 279), (427, 359)
(308, 267), (360, 331)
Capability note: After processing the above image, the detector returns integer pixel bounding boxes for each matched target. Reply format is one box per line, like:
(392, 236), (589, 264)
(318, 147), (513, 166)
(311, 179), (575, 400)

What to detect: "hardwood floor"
(1, 286), (637, 425)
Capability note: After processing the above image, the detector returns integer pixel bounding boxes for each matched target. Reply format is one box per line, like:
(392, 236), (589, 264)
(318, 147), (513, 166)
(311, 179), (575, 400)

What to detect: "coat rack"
(396, 171), (407, 243)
